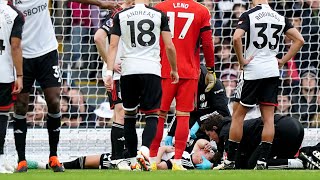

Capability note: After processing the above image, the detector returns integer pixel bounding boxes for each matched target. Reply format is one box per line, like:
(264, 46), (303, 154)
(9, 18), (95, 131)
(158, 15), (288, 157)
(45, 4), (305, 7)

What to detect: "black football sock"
(124, 114), (138, 158)
(227, 139), (240, 162)
(111, 122), (125, 160)
(62, 156), (85, 169)
(142, 114), (158, 148)
(0, 114), (9, 155)
(13, 114), (27, 162)
(258, 141), (272, 162)
(47, 113), (61, 157)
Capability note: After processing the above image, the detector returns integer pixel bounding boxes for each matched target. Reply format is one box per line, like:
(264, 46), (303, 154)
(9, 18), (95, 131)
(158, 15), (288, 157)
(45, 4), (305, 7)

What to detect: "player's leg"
(172, 79), (198, 170)
(36, 50), (63, 172)
(120, 75), (140, 168)
(13, 57), (35, 172)
(254, 77), (279, 169)
(149, 78), (177, 170)
(137, 74), (163, 171)
(227, 79), (258, 169)
(0, 83), (15, 173)
(107, 80), (125, 160)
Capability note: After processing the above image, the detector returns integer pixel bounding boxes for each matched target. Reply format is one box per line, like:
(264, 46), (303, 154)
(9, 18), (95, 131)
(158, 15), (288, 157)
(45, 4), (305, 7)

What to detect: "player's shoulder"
(7, 2), (24, 20)
(240, 5), (262, 17)
(116, 6), (135, 16)
(145, 4), (166, 15)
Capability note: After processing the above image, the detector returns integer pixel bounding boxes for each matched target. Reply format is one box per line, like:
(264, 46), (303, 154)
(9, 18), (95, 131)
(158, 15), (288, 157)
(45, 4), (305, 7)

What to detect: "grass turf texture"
(0, 170), (319, 180)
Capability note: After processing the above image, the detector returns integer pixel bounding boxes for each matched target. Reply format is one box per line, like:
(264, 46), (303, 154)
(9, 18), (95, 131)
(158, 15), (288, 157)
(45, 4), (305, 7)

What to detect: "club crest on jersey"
(106, 19), (113, 27)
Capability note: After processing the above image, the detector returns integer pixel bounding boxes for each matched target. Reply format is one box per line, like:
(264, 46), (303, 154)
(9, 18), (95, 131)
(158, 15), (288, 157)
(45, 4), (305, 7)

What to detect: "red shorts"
(160, 78), (197, 112)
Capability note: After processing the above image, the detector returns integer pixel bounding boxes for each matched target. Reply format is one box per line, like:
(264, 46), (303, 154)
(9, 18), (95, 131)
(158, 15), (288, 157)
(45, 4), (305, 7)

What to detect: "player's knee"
(176, 111), (190, 117)
(45, 96), (60, 113)
(14, 101), (28, 116)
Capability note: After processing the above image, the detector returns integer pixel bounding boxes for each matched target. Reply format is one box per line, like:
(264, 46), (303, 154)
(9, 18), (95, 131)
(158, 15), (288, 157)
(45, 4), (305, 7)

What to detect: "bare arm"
(279, 28), (305, 67)
(11, 37), (23, 76)
(161, 31), (177, 72)
(11, 37), (23, 94)
(94, 29), (108, 64)
(156, 146), (175, 164)
(106, 35), (120, 72)
(193, 139), (210, 152)
(233, 29), (246, 68)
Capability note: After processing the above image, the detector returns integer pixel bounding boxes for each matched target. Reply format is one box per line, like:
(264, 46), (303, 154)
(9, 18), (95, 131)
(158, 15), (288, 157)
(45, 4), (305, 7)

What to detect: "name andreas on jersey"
(111, 4), (170, 76)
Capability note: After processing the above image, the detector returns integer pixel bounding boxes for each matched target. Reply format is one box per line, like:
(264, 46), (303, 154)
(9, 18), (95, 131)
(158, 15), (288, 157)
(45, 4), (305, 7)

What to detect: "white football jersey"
(0, 1), (24, 83)
(14, 0), (58, 58)
(237, 4), (293, 80)
(110, 4), (170, 76)
(162, 151), (195, 169)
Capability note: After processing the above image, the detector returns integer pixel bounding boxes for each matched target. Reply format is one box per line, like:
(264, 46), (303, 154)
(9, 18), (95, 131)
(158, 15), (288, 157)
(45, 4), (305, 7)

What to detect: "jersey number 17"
(167, 12), (194, 39)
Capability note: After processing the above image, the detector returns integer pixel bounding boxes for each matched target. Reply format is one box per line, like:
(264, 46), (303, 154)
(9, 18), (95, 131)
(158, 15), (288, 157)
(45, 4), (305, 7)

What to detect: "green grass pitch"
(0, 170), (320, 180)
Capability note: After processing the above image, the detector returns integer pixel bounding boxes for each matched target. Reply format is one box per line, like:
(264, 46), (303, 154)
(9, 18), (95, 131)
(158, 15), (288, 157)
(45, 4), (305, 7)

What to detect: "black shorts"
(239, 77), (279, 107)
(107, 80), (122, 109)
(0, 83), (15, 111)
(22, 50), (61, 93)
(120, 74), (161, 113)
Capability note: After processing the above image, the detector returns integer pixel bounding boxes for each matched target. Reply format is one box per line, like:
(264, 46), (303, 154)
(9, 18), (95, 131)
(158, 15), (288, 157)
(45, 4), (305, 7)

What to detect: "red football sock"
(174, 115), (189, 159)
(149, 116), (165, 157)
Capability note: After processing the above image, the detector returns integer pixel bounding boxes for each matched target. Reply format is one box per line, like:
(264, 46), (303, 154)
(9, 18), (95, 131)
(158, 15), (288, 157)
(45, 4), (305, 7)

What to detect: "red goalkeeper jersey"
(155, 0), (214, 79)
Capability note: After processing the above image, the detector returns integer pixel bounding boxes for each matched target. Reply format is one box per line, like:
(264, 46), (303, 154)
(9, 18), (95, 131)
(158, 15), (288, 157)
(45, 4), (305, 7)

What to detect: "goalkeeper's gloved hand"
(205, 67), (217, 93)
(164, 136), (173, 146)
(195, 156), (213, 170)
(190, 122), (200, 139)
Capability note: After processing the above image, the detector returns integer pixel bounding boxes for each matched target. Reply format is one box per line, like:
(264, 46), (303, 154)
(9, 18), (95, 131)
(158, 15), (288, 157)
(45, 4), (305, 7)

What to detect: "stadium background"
(4, 0), (320, 162)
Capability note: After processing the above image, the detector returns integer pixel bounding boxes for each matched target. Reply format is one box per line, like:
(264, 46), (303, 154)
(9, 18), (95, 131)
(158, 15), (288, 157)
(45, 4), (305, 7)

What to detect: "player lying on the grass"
(200, 113), (320, 170)
(165, 65), (230, 148)
(25, 139), (215, 170)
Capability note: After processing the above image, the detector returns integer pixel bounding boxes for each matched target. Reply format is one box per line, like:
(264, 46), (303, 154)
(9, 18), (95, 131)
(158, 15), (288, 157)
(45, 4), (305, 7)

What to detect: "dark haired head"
(200, 114), (224, 132)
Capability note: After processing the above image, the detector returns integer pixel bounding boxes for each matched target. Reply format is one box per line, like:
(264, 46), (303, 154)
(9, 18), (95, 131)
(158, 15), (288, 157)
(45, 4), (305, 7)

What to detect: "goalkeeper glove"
(164, 136), (173, 146)
(205, 67), (217, 93)
(190, 122), (200, 139)
(195, 156), (213, 170)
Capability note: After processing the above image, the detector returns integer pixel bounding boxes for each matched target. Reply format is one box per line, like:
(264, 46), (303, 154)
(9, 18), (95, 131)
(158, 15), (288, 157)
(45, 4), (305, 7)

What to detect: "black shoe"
(312, 151), (320, 164)
(254, 160), (267, 170)
(299, 152), (320, 169)
(223, 160), (235, 170)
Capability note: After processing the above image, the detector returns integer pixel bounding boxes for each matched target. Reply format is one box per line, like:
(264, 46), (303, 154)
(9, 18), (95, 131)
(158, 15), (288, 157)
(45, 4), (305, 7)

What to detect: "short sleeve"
(110, 13), (121, 36)
(283, 17), (294, 33)
(236, 12), (250, 32)
(10, 8), (24, 40)
(160, 12), (170, 32)
(200, 8), (212, 32)
(100, 13), (113, 34)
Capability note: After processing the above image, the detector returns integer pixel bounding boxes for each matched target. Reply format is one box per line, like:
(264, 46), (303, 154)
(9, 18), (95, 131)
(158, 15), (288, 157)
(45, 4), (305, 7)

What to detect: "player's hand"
(164, 136), (173, 146)
(113, 63), (121, 73)
(204, 142), (212, 152)
(104, 75), (113, 91)
(195, 156), (213, 170)
(278, 59), (285, 69)
(12, 76), (23, 94)
(205, 72), (216, 93)
(240, 56), (254, 69)
(99, 1), (120, 10)
(170, 70), (179, 84)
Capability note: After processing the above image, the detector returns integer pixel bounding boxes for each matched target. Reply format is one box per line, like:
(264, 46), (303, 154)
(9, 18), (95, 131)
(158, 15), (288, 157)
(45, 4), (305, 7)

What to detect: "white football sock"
(288, 159), (304, 169)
